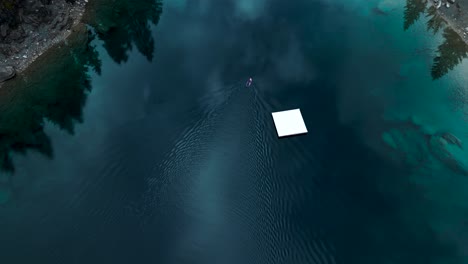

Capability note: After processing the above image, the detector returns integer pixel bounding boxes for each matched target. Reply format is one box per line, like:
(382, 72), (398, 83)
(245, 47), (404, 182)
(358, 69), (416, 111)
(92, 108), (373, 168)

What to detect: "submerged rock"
(440, 132), (463, 149)
(429, 132), (468, 176)
(0, 66), (16, 83)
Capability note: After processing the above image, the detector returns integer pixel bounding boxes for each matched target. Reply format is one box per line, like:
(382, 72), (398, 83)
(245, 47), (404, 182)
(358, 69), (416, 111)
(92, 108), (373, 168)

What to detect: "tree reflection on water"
(404, 0), (468, 79)
(84, 0), (163, 63)
(0, 0), (163, 197)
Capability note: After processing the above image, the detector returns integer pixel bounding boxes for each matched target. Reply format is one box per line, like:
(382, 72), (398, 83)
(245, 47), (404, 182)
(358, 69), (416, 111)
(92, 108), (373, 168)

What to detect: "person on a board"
(245, 77), (253, 87)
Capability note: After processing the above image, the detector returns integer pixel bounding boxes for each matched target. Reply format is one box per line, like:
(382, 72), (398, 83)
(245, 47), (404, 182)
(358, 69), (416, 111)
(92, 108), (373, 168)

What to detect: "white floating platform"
(271, 108), (308, 138)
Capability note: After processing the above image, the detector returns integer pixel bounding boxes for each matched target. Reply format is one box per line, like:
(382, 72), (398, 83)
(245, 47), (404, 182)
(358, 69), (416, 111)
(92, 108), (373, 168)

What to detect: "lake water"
(1, 0), (468, 263)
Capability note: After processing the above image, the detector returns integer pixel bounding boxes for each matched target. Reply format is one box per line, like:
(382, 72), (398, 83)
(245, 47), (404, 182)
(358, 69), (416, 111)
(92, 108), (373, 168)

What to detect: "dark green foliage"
(403, 1), (468, 79)
(0, 25), (100, 173)
(87, 0), (163, 63)
(0, 0), (164, 174)
(431, 28), (468, 79)
(403, 0), (427, 30)
(426, 6), (446, 35)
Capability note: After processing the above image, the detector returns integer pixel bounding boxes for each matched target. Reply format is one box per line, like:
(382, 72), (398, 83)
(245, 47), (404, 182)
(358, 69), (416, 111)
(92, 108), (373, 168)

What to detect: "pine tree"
(403, 0), (427, 30)
(431, 28), (468, 79)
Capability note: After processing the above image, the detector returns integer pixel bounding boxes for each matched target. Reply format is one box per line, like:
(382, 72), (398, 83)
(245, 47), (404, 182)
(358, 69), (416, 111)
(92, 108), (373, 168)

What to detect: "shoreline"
(1, 0), (467, 89)
(428, 0), (468, 45)
(0, 0), (88, 87)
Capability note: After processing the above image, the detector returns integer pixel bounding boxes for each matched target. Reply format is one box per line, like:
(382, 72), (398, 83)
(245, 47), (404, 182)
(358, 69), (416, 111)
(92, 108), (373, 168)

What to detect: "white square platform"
(271, 109), (308, 138)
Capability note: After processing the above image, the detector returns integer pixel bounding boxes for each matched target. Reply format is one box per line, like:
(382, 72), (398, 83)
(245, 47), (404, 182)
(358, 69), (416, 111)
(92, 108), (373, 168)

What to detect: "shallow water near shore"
(0, 0), (468, 263)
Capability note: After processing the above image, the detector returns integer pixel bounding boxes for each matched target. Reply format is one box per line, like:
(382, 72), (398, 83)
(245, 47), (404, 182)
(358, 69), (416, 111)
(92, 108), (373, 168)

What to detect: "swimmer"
(245, 77), (253, 87)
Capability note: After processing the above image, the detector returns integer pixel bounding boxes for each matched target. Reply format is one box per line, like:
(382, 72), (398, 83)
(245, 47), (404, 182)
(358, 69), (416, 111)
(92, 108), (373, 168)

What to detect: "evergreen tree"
(431, 28), (468, 79)
(403, 0), (427, 30)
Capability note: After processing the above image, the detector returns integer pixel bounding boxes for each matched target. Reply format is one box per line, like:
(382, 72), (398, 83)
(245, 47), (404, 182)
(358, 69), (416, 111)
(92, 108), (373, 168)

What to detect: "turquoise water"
(0, 0), (468, 263)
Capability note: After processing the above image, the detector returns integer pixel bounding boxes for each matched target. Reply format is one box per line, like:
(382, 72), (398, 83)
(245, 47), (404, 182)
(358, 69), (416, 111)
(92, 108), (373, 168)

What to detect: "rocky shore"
(0, 0), (88, 84)
(431, 0), (468, 44)
(0, 66), (15, 82)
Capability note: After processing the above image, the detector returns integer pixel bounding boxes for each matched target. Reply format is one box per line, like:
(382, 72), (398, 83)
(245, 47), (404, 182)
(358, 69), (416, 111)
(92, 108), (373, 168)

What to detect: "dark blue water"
(1, 0), (468, 263)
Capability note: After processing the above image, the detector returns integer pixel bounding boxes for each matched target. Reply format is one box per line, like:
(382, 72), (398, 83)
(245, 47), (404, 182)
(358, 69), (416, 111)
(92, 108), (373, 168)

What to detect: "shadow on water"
(83, 0), (163, 63)
(0, 25), (99, 176)
(403, 0), (427, 30)
(129, 1), (467, 262)
(0, 0), (163, 199)
(432, 27), (468, 79)
(0, 0), (466, 262)
(403, 0), (468, 79)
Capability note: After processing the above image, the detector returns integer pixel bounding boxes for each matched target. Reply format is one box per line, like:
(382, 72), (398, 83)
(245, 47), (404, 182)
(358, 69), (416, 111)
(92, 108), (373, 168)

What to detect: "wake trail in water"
(24, 80), (336, 264)
(241, 85), (337, 264)
(139, 81), (336, 264)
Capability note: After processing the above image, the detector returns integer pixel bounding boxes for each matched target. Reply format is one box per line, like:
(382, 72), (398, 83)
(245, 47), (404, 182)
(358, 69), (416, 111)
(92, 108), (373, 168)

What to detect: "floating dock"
(271, 109), (308, 138)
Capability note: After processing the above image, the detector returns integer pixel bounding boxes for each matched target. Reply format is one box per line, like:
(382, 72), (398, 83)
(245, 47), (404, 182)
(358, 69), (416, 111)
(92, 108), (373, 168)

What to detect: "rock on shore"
(0, 66), (15, 82)
(0, 0), (87, 83)
(431, 0), (468, 44)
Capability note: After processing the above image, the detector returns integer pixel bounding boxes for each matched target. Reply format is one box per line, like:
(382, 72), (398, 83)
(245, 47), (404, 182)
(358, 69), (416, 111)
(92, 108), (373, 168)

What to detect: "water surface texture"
(1, 0), (468, 263)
